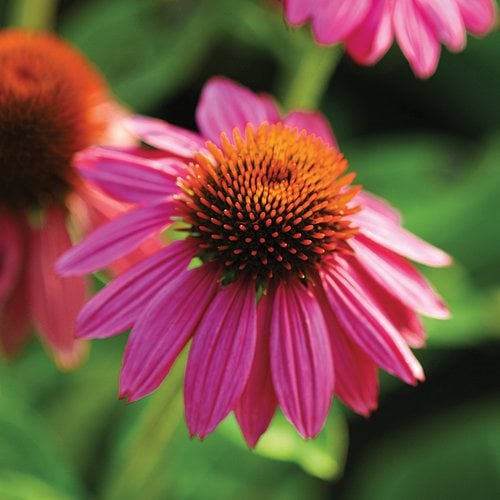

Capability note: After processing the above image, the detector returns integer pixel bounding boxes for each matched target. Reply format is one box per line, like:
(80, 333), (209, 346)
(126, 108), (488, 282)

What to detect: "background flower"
(284, 0), (497, 77)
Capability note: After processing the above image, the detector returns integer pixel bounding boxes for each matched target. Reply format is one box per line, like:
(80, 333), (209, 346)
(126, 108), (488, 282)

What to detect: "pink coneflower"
(284, 0), (497, 77)
(58, 77), (451, 445)
(0, 29), (137, 369)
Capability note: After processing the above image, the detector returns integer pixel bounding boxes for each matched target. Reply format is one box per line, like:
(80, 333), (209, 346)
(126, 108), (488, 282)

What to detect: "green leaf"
(344, 399), (500, 500)
(0, 471), (73, 500)
(60, 0), (221, 112)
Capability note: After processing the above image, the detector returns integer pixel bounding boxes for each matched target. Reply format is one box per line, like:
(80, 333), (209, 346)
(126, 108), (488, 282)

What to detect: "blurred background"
(0, 0), (499, 498)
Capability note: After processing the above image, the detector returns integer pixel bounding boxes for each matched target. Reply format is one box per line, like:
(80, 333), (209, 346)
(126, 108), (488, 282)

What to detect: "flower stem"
(280, 43), (343, 112)
(8, 0), (58, 30)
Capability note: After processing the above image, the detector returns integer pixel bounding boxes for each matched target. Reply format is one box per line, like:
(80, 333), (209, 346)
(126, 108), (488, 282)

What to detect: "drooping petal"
(120, 264), (220, 402)
(416, 0), (465, 51)
(283, 111), (337, 148)
(77, 239), (197, 339)
(270, 280), (334, 438)
(311, 0), (371, 45)
(352, 203), (452, 267)
(393, 0), (441, 78)
(314, 282), (379, 416)
(57, 199), (175, 275)
(354, 191), (401, 224)
(195, 77), (280, 144)
(345, 0), (394, 66)
(351, 235), (450, 318)
(185, 278), (257, 439)
(28, 208), (87, 369)
(76, 148), (182, 203)
(321, 258), (424, 385)
(342, 255), (426, 348)
(0, 213), (23, 301)
(128, 115), (206, 158)
(235, 287), (278, 448)
(456, 0), (497, 35)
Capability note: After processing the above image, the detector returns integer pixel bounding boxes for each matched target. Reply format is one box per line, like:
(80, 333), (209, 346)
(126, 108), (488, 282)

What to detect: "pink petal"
(311, 0), (372, 45)
(283, 111), (337, 148)
(235, 286), (278, 448)
(128, 115), (206, 158)
(314, 283), (379, 416)
(270, 280), (334, 438)
(456, 0), (497, 35)
(120, 264), (220, 402)
(342, 255), (426, 348)
(284, 0), (314, 25)
(351, 235), (450, 319)
(57, 199), (175, 276)
(321, 258), (424, 384)
(195, 77), (280, 144)
(354, 191), (401, 224)
(353, 202), (452, 267)
(416, 0), (466, 51)
(0, 213), (23, 301)
(28, 209), (87, 369)
(345, 0), (394, 65)
(77, 239), (197, 339)
(393, 0), (441, 78)
(76, 148), (182, 203)
(185, 278), (257, 439)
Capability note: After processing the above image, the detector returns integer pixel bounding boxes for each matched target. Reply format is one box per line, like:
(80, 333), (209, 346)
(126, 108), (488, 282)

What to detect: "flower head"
(58, 77), (451, 444)
(0, 29), (135, 368)
(284, 0), (497, 77)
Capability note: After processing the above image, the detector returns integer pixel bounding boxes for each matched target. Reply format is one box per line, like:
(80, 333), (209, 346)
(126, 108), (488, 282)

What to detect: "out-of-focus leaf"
(222, 405), (348, 480)
(343, 399), (500, 500)
(0, 471), (72, 500)
(0, 382), (82, 498)
(59, 0), (222, 112)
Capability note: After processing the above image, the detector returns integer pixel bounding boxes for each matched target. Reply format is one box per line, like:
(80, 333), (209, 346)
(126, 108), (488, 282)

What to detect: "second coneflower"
(0, 29), (138, 368)
(57, 78), (451, 445)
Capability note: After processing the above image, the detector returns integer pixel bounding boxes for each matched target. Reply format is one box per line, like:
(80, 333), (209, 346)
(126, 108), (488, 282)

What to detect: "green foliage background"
(1, 0), (499, 498)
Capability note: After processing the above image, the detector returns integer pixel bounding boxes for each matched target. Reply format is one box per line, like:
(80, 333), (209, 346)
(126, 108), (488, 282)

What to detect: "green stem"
(280, 43), (343, 112)
(8, 0), (58, 30)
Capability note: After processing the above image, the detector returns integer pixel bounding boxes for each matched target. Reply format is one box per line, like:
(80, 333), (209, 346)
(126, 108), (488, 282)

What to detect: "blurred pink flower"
(0, 29), (140, 369)
(58, 77), (451, 445)
(284, 0), (497, 77)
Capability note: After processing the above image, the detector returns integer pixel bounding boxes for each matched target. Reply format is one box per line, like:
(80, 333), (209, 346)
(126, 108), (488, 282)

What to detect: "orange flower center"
(0, 29), (109, 210)
(179, 123), (361, 284)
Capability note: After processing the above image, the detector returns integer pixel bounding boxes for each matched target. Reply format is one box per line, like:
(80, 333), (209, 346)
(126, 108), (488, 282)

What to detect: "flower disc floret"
(179, 123), (360, 283)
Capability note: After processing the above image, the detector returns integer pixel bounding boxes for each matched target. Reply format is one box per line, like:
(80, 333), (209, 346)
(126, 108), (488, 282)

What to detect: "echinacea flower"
(284, 0), (497, 77)
(0, 29), (138, 369)
(57, 77), (451, 445)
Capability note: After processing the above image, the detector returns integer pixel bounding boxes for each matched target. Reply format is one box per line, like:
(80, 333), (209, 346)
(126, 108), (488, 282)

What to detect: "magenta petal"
(77, 148), (182, 203)
(77, 239), (197, 339)
(185, 278), (257, 439)
(321, 259), (424, 385)
(195, 77), (280, 144)
(28, 208), (87, 369)
(353, 203), (452, 267)
(355, 191), (401, 224)
(312, 0), (371, 45)
(120, 265), (220, 402)
(0, 213), (23, 301)
(235, 287), (278, 448)
(284, 0), (314, 25)
(416, 0), (465, 51)
(345, 0), (394, 66)
(393, 0), (441, 78)
(351, 235), (450, 319)
(270, 280), (334, 438)
(57, 199), (175, 276)
(128, 115), (206, 158)
(283, 111), (337, 148)
(315, 283), (378, 416)
(456, 0), (497, 35)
